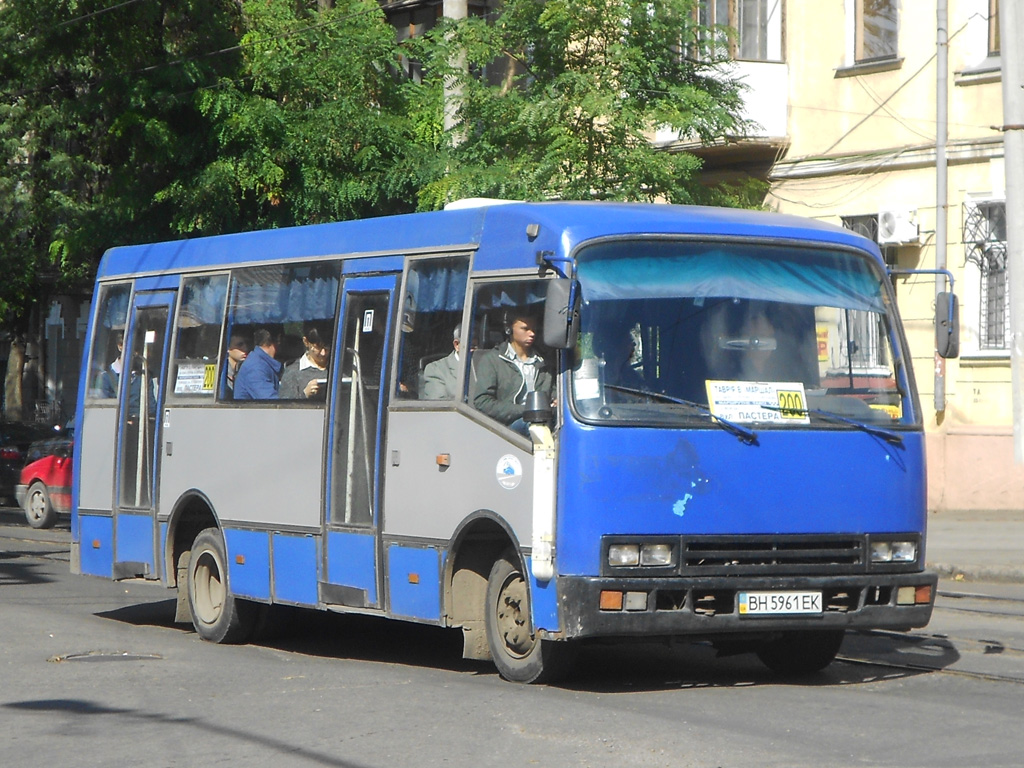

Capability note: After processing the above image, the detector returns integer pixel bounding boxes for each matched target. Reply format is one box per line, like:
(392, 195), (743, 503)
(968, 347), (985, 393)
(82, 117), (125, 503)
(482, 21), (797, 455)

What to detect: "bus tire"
(187, 528), (257, 644)
(24, 482), (57, 529)
(756, 629), (845, 675)
(485, 551), (574, 684)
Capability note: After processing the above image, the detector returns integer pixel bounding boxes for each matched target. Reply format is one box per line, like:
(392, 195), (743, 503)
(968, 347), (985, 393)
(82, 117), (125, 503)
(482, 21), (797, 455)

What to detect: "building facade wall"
(765, 0), (1017, 511)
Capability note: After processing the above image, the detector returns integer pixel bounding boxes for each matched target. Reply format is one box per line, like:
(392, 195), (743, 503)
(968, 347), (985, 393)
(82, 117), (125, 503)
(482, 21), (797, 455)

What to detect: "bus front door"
(113, 291), (174, 580)
(322, 276), (397, 610)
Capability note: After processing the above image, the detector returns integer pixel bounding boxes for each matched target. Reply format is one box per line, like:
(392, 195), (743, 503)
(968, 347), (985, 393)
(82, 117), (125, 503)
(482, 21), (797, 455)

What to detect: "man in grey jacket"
(471, 314), (552, 432)
(422, 324), (462, 400)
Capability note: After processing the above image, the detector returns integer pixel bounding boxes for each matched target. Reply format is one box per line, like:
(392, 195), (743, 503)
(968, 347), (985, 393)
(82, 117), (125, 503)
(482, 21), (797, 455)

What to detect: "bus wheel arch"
(166, 492), (220, 624)
(445, 513), (517, 662)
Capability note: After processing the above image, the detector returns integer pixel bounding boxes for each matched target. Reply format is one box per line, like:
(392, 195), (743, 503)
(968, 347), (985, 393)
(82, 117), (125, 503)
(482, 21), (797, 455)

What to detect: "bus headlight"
(639, 543), (675, 567)
(607, 543), (676, 568)
(871, 540), (917, 564)
(608, 544), (640, 567)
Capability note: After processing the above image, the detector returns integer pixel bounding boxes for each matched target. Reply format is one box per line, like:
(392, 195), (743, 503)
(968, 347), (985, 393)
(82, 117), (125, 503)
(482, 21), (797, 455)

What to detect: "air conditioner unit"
(877, 208), (919, 245)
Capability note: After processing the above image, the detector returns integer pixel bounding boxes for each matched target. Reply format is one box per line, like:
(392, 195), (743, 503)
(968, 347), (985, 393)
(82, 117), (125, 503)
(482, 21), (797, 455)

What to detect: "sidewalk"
(927, 508), (1024, 583)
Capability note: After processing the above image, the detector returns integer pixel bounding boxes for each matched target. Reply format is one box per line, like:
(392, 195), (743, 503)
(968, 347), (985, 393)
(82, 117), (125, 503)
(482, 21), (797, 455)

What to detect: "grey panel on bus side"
(159, 407), (326, 528)
(383, 410), (534, 544)
(78, 407), (118, 512)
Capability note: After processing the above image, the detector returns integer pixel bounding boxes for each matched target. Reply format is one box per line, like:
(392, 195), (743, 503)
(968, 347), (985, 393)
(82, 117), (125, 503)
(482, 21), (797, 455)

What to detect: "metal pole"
(1001, 0), (1024, 461)
(443, 0), (469, 142)
(935, 0), (949, 414)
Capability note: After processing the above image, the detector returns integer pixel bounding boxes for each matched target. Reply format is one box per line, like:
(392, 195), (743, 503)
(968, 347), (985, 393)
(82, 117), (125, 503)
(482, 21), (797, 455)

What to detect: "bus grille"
(679, 535), (865, 576)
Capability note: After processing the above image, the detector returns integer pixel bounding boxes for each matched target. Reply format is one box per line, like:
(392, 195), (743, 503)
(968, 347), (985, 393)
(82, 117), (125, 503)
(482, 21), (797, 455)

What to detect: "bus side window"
(396, 256), (469, 401)
(224, 262), (341, 402)
(467, 280), (553, 430)
(86, 283), (132, 400)
(170, 274), (228, 399)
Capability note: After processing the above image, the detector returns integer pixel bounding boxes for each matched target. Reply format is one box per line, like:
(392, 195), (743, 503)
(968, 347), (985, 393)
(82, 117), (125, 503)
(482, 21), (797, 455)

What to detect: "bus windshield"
(572, 239), (914, 429)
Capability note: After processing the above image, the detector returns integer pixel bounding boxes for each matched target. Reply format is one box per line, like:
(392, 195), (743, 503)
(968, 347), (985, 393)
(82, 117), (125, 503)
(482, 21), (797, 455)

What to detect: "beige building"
(672, 1), (1012, 512)
(388, 0), (1016, 511)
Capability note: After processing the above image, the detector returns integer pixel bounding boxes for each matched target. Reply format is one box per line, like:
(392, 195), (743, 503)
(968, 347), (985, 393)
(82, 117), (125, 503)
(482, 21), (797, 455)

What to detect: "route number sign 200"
(777, 390), (805, 419)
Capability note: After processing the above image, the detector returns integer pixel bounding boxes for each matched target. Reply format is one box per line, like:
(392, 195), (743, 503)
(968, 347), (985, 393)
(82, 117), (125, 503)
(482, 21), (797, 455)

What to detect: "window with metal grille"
(963, 201), (1008, 350)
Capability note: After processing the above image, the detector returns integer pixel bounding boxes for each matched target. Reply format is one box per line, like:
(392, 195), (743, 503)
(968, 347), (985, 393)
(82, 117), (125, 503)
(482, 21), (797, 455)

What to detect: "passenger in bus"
(95, 331), (147, 416)
(96, 332), (125, 399)
(470, 313), (552, 434)
(421, 324), (461, 400)
(233, 328), (282, 400)
(280, 323), (329, 400)
(222, 334), (250, 399)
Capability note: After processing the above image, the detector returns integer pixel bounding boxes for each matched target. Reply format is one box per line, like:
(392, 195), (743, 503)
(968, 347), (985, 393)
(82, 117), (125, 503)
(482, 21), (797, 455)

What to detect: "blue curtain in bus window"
(231, 268), (340, 324)
(577, 244), (885, 313)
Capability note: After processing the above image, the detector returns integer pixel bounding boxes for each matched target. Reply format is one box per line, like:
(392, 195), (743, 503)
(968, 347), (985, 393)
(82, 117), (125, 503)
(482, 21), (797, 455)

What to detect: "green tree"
(158, 0), (421, 234)
(408, 0), (757, 209)
(0, 0), (245, 329)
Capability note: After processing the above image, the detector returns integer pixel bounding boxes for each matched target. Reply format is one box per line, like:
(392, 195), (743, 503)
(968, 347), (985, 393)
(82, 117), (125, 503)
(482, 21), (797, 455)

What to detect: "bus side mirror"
(936, 292), (960, 359)
(543, 279), (580, 349)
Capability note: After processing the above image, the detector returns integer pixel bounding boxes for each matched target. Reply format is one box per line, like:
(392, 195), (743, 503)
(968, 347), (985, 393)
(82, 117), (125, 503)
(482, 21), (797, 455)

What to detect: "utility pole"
(443, 1), (469, 141)
(935, 0), (948, 414)
(1002, 0), (1024, 461)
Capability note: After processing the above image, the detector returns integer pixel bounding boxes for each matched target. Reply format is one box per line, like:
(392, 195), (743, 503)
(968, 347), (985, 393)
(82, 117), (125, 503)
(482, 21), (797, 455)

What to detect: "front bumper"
(553, 571), (937, 640)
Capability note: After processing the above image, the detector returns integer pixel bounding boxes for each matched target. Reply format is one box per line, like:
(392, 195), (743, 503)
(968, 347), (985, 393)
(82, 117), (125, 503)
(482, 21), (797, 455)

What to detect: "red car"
(16, 432), (73, 529)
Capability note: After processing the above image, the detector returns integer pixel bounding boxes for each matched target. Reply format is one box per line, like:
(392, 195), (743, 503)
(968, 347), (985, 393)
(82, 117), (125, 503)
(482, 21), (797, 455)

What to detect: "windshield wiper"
(602, 384), (759, 445)
(763, 405), (904, 446)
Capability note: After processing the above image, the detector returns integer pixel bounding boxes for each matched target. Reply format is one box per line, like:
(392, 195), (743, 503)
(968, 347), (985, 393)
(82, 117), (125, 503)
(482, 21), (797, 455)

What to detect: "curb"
(928, 561), (1024, 584)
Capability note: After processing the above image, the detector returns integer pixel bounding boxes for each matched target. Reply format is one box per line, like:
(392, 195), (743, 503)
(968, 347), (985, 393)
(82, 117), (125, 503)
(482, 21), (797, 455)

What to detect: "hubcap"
(496, 571), (535, 658)
(192, 550), (225, 626)
(28, 491), (46, 522)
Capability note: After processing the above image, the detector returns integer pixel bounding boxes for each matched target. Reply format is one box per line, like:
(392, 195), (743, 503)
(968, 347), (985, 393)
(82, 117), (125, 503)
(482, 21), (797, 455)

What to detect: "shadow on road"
(2, 697), (376, 768)
(93, 596), (956, 692)
(0, 550), (57, 586)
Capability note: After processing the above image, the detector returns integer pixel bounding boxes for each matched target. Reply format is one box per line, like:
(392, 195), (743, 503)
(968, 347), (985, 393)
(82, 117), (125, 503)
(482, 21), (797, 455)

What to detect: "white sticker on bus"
(705, 380), (810, 424)
(496, 455), (523, 490)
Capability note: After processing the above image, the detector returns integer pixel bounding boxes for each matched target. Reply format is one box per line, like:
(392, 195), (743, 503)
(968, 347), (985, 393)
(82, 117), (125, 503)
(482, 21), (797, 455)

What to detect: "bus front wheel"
(485, 551), (574, 684)
(756, 629), (845, 675)
(187, 528), (257, 644)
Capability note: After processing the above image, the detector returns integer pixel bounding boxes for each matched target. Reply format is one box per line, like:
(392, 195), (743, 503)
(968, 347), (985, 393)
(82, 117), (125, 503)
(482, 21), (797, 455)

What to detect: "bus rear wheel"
(187, 528), (257, 644)
(756, 629), (845, 675)
(485, 551), (574, 684)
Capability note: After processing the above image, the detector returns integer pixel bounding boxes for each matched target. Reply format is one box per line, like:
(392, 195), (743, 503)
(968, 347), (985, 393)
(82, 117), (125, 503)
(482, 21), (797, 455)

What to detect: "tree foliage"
(412, 0), (754, 209)
(0, 0), (244, 328)
(0, 0), (759, 333)
(158, 0), (421, 233)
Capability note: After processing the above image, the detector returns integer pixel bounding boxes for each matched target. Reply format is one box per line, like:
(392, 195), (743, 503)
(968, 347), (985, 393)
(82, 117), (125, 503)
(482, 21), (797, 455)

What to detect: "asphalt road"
(2, 510), (1023, 768)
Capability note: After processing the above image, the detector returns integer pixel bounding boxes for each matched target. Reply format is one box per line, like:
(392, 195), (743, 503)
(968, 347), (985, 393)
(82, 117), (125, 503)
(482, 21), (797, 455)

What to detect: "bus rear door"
(322, 275), (396, 610)
(113, 290), (174, 580)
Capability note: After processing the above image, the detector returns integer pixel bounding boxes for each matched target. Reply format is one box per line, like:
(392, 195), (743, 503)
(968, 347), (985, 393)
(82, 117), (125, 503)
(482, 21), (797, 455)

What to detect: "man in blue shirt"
(233, 329), (282, 400)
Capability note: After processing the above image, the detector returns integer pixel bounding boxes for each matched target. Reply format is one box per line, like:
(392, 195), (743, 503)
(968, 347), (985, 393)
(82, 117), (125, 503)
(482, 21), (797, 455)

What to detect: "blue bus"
(72, 201), (950, 682)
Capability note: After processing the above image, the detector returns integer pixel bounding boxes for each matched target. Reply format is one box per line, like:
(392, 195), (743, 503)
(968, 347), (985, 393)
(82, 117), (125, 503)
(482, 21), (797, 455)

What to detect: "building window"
(989, 0), (1000, 56)
(696, 0), (783, 62)
(964, 201), (1008, 351)
(840, 214), (897, 269)
(856, 0), (898, 63)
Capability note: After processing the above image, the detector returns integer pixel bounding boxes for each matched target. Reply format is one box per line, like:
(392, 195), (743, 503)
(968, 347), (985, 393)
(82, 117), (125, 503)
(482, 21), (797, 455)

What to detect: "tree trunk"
(4, 337), (25, 422)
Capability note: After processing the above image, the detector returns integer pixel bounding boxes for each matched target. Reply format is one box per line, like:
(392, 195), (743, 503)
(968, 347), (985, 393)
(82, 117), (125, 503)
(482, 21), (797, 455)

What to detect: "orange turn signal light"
(599, 590), (623, 611)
